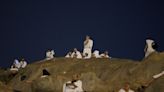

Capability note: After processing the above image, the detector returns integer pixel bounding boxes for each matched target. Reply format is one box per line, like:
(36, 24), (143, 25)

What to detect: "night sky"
(0, 0), (164, 67)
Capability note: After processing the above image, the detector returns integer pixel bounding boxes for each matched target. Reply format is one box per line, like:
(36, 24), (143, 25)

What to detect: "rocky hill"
(0, 52), (164, 92)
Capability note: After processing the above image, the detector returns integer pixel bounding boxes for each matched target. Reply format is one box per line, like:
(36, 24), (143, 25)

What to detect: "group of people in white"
(51, 35), (110, 60)
(46, 36), (157, 61)
(62, 37), (160, 92)
(10, 58), (27, 71)
(62, 71), (164, 92)
(9, 35), (161, 92)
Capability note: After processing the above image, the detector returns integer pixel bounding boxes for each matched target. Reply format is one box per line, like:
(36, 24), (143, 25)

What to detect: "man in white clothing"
(144, 38), (157, 58)
(13, 59), (21, 69)
(63, 74), (83, 92)
(93, 50), (101, 58)
(100, 51), (110, 58)
(46, 50), (55, 60)
(65, 52), (72, 58)
(119, 83), (134, 92)
(20, 58), (27, 68)
(71, 48), (82, 59)
(83, 35), (93, 59)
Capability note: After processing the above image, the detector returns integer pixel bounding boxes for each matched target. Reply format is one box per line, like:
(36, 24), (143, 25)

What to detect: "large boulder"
(5, 52), (164, 92)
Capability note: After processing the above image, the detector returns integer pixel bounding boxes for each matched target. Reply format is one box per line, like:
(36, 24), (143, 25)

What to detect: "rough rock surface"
(1, 52), (164, 92)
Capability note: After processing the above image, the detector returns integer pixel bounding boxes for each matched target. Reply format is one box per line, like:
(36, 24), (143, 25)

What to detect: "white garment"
(20, 61), (27, 68)
(93, 50), (101, 58)
(153, 71), (164, 79)
(63, 80), (83, 92)
(65, 53), (72, 58)
(10, 65), (19, 71)
(84, 39), (93, 49)
(145, 39), (156, 58)
(118, 89), (134, 92)
(100, 54), (110, 58)
(83, 39), (93, 59)
(83, 48), (92, 59)
(46, 50), (55, 60)
(71, 51), (82, 59)
(14, 59), (21, 69)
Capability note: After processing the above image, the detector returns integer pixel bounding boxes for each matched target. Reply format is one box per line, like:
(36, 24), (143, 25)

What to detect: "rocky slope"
(1, 52), (164, 92)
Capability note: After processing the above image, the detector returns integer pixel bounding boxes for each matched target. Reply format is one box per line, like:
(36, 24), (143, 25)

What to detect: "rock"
(2, 52), (164, 92)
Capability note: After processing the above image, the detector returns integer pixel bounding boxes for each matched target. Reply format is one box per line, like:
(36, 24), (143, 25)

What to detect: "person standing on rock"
(144, 38), (157, 58)
(83, 35), (93, 59)
(118, 83), (134, 92)
(63, 74), (84, 92)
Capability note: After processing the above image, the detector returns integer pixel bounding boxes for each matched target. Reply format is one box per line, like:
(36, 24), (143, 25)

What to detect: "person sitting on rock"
(46, 50), (55, 60)
(93, 50), (101, 58)
(41, 69), (51, 78)
(63, 74), (83, 92)
(71, 48), (82, 59)
(118, 82), (134, 92)
(100, 51), (110, 58)
(65, 52), (72, 58)
(10, 64), (19, 71)
(20, 58), (27, 68)
(144, 38), (157, 58)
(83, 35), (93, 59)
(13, 59), (21, 69)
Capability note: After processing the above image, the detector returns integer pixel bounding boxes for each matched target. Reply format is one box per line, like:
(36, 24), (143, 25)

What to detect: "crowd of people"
(10, 58), (27, 71)
(9, 36), (159, 92)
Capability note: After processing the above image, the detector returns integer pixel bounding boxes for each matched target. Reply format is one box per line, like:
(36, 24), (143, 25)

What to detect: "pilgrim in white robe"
(10, 65), (19, 71)
(46, 50), (55, 60)
(71, 51), (82, 59)
(14, 59), (21, 69)
(65, 52), (72, 58)
(20, 61), (27, 68)
(144, 39), (156, 58)
(83, 39), (93, 59)
(93, 50), (101, 58)
(100, 54), (110, 58)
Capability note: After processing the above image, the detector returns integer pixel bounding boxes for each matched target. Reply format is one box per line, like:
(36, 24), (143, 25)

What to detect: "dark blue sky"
(0, 0), (164, 67)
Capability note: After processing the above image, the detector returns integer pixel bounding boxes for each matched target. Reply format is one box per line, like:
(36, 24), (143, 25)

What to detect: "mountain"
(0, 52), (164, 92)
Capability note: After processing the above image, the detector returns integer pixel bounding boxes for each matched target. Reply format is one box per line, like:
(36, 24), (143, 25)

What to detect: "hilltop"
(0, 52), (164, 92)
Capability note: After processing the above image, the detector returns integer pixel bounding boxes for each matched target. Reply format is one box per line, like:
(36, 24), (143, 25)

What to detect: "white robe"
(83, 39), (93, 59)
(14, 59), (21, 69)
(118, 89), (134, 92)
(65, 53), (72, 58)
(153, 71), (164, 79)
(100, 54), (110, 58)
(10, 65), (18, 71)
(20, 61), (27, 68)
(145, 39), (156, 58)
(71, 51), (82, 59)
(46, 50), (55, 60)
(93, 50), (101, 58)
(63, 80), (83, 92)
